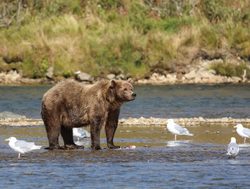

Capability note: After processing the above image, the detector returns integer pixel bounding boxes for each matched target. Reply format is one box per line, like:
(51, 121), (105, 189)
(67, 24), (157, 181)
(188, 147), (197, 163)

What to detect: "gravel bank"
(0, 117), (250, 127)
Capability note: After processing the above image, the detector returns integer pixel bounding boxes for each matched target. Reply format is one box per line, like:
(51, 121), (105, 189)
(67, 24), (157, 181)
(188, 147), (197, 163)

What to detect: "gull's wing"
(227, 143), (239, 156)
(73, 128), (80, 136)
(82, 129), (90, 138)
(78, 128), (86, 137)
(14, 140), (39, 152)
(75, 128), (90, 138)
(242, 127), (250, 137)
(173, 123), (192, 136)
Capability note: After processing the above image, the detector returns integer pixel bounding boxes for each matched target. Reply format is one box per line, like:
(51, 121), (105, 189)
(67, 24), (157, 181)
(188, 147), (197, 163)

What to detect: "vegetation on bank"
(0, 0), (250, 80)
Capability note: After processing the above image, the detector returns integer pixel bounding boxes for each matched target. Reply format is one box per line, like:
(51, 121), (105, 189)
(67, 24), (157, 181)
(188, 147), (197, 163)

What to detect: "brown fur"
(41, 79), (136, 150)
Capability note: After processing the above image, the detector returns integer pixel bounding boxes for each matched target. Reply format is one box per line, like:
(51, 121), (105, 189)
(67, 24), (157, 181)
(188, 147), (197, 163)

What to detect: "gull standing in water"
(234, 124), (250, 143)
(5, 137), (42, 159)
(73, 128), (90, 140)
(166, 119), (193, 141)
(73, 128), (91, 147)
(227, 137), (239, 158)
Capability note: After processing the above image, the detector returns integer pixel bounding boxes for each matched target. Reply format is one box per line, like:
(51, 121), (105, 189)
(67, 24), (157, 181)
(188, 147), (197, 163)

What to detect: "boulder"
(106, 74), (116, 80)
(0, 70), (21, 84)
(116, 74), (126, 80)
(46, 67), (54, 79)
(74, 71), (93, 82)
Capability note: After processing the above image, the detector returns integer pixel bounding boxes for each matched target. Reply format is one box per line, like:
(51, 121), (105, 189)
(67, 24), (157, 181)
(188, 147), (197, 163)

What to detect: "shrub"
(200, 26), (222, 49)
(211, 61), (250, 79)
(22, 58), (49, 78)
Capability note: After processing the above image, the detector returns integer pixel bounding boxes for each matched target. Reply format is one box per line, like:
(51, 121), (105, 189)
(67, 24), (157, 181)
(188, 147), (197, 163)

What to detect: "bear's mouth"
(129, 96), (136, 101)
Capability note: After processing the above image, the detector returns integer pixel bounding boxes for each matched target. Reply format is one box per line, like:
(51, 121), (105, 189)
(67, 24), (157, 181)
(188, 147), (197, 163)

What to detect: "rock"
(75, 71), (93, 82)
(166, 74), (177, 83)
(116, 74), (126, 80)
(230, 76), (241, 83)
(0, 70), (21, 84)
(184, 70), (197, 80)
(46, 67), (54, 79)
(106, 74), (116, 80)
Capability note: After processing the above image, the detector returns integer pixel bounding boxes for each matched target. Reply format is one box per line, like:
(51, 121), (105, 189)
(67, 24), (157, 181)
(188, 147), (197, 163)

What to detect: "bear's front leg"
(105, 110), (120, 149)
(90, 116), (104, 150)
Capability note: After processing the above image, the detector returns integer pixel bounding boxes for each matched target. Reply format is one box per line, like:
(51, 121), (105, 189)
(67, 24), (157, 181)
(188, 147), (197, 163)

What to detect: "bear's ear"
(110, 80), (116, 89)
(127, 78), (133, 84)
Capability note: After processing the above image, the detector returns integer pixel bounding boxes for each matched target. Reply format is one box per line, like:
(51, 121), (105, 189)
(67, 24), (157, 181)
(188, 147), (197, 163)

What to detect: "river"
(0, 84), (250, 188)
(0, 84), (249, 118)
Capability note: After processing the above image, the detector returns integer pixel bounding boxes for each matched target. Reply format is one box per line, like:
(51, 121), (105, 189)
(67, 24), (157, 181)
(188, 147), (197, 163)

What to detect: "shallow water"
(1, 125), (250, 188)
(0, 84), (250, 188)
(0, 84), (250, 118)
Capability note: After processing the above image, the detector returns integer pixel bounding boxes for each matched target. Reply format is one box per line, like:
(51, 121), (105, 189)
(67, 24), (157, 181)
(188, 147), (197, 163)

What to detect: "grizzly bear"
(41, 79), (136, 150)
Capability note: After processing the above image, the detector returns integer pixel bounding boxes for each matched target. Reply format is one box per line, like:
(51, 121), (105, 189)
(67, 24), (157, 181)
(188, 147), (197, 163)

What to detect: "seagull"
(73, 128), (90, 141)
(234, 124), (250, 143)
(227, 137), (239, 158)
(166, 119), (193, 141)
(5, 137), (42, 159)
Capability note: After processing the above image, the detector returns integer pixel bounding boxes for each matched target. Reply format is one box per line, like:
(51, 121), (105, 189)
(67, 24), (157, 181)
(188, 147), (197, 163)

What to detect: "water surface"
(0, 84), (250, 188)
(0, 125), (250, 188)
(0, 84), (249, 118)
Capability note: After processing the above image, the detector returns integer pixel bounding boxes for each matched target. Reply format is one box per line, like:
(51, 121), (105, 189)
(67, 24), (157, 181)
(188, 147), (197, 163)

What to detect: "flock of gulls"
(5, 119), (250, 159)
(167, 119), (250, 158)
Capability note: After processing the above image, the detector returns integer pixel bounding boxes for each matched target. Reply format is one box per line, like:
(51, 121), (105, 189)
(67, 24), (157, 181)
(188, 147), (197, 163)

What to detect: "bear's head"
(107, 80), (136, 103)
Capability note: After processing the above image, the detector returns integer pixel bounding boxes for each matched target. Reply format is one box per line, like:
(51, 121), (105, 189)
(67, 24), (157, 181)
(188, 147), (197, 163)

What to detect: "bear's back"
(42, 79), (80, 100)
(42, 79), (110, 105)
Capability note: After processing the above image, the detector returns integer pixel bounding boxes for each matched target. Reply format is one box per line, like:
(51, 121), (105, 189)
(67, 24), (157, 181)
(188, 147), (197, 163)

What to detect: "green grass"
(0, 0), (250, 79)
(210, 61), (250, 79)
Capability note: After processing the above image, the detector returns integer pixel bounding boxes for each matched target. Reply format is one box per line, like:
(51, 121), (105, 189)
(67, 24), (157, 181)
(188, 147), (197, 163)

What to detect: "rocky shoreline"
(137, 59), (249, 85)
(0, 117), (250, 127)
(0, 71), (249, 86)
(0, 59), (249, 85)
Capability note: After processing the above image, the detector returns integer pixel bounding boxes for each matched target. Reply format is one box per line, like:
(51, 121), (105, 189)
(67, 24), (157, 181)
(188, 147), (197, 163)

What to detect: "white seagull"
(234, 124), (250, 143)
(5, 137), (42, 159)
(227, 137), (239, 158)
(73, 128), (90, 140)
(166, 119), (193, 141)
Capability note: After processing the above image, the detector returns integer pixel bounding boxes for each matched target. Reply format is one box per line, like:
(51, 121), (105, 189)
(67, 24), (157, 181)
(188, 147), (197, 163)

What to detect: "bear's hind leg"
(61, 126), (80, 149)
(45, 124), (61, 150)
(42, 105), (62, 150)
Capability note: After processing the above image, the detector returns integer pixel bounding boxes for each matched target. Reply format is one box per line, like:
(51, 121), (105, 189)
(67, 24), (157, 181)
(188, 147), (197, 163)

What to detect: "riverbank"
(0, 62), (249, 86)
(1, 117), (249, 127)
(1, 1), (250, 85)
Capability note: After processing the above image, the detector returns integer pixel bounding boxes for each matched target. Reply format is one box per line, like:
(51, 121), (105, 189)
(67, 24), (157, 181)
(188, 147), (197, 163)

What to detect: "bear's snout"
(132, 93), (136, 97)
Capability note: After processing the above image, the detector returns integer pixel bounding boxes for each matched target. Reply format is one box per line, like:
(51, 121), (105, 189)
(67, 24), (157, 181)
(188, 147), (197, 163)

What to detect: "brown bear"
(41, 79), (136, 150)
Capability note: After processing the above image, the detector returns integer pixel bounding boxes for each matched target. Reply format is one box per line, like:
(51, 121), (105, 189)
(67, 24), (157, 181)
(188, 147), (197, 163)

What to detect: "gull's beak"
(5, 138), (10, 141)
(233, 126), (237, 128)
